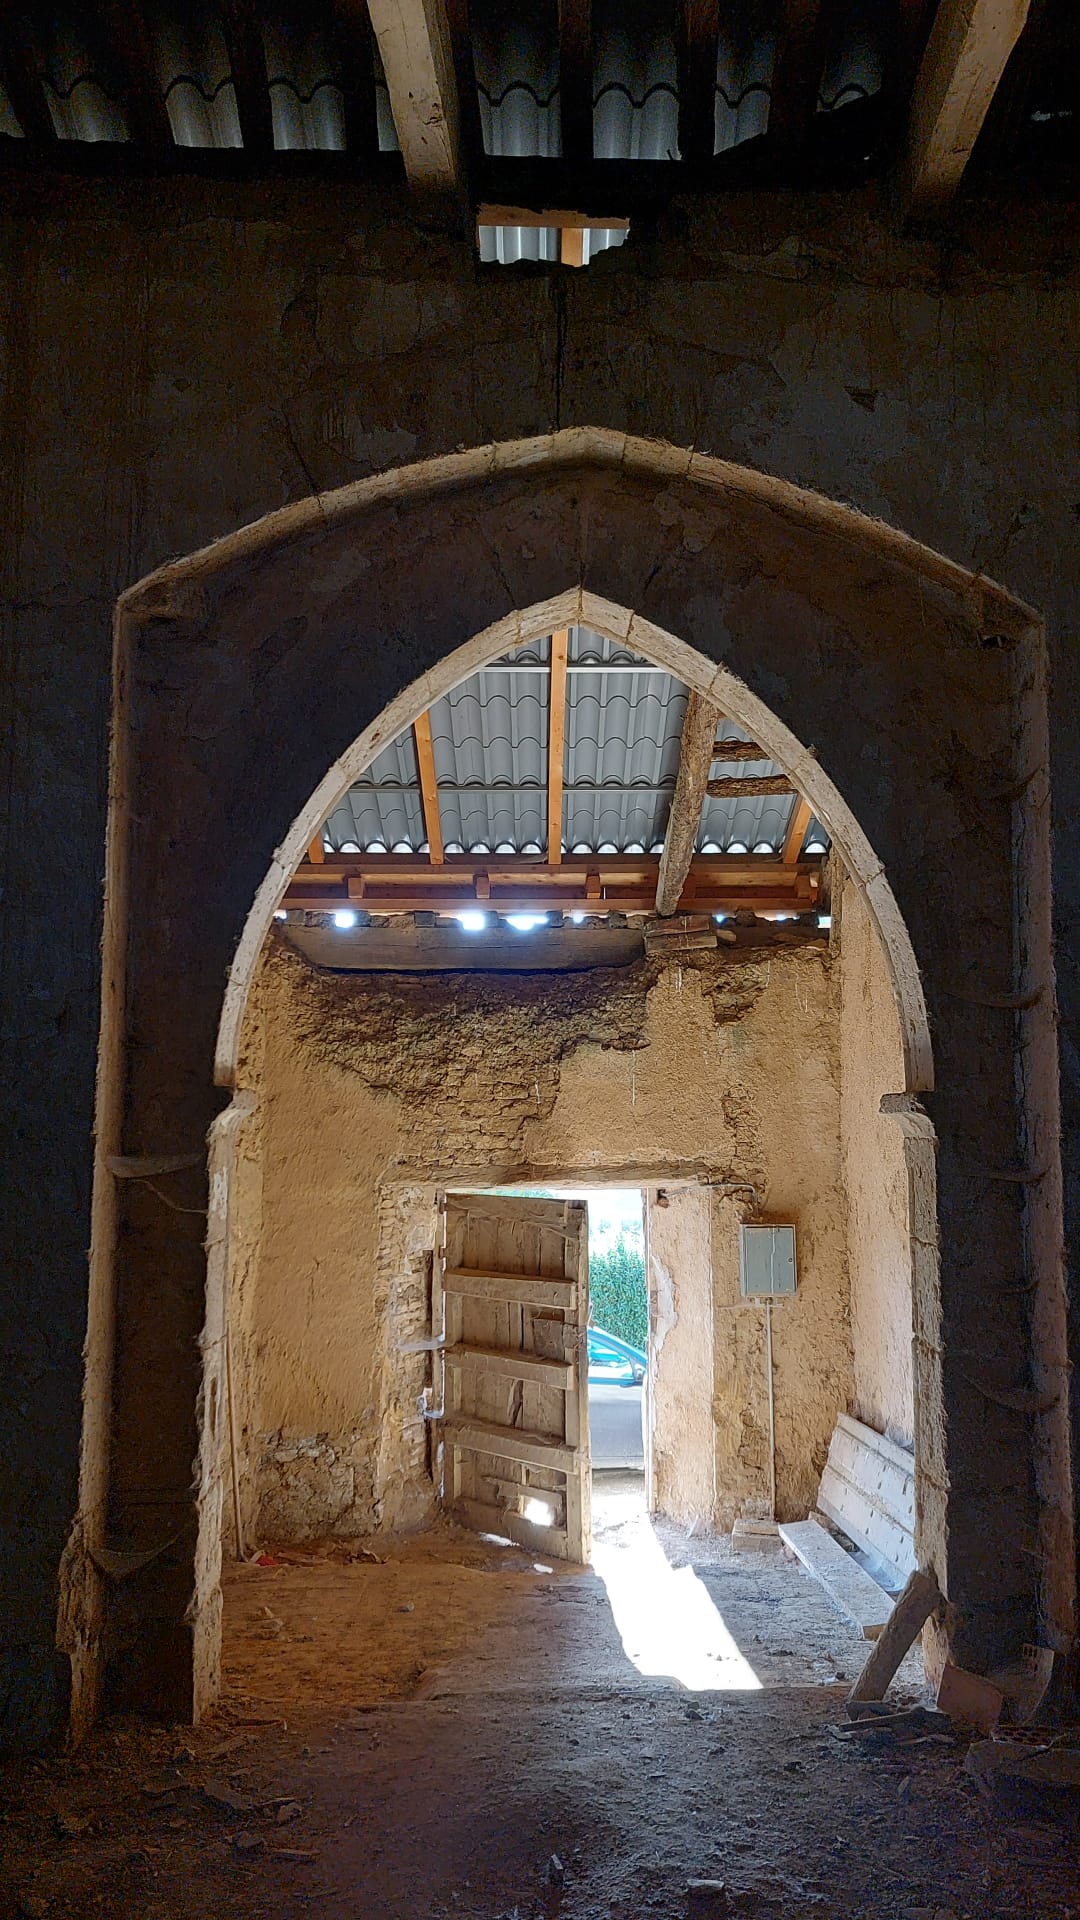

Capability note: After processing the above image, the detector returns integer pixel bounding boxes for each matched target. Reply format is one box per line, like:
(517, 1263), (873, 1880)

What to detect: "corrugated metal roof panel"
(318, 625), (831, 863)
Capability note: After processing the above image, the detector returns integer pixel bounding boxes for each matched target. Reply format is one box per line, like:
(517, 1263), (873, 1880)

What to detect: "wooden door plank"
(443, 1343), (572, 1388)
(443, 1415), (576, 1474)
(443, 1267), (577, 1308)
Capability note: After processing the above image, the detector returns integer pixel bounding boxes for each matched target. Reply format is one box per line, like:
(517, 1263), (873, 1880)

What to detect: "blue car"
(587, 1327), (647, 1470)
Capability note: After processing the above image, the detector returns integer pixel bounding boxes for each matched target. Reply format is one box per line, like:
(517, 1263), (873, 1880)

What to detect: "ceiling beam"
(712, 738), (770, 760)
(678, 0), (721, 164)
(414, 710), (445, 865)
(547, 630), (569, 863)
(767, 0), (835, 159)
(92, 2), (173, 150)
(330, 0), (381, 158)
(559, 227), (586, 266)
(706, 774), (795, 798)
(442, 0), (484, 185)
(902, 0), (1032, 211)
(0, 13), (56, 144)
(782, 795), (813, 863)
(220, 0), (274, 155)
(282, 851), (822, 918)
(367, 0), (461, 195)
(558, 0), (593, 166)
(656, 691), (723, 917)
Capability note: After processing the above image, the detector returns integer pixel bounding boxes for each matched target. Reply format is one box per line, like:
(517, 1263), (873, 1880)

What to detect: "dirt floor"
(2, 1479), (1078, 1919)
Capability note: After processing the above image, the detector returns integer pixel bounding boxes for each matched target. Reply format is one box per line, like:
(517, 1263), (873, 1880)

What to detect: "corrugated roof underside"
(322, 625), (829, 858)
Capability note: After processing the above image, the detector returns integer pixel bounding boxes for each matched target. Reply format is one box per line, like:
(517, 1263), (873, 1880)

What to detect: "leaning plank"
(444, 1342), (574, 1389)
(442, 1267), (576, 1309)
(847, 1566), (944, 1702)
(778, 1519), (893, 1639)
(444, 1416), (575, 1474)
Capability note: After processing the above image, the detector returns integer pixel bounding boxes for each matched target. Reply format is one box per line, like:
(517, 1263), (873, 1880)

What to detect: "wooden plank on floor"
(444, 1342), (574, 1389)
(443, 1416), (575, 1474)
(778, 1518), (893, 1640)
(443, 1267), (577, 1309)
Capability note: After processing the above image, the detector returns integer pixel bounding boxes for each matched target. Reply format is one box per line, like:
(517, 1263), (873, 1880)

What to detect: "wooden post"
(656, 691), (722, 916)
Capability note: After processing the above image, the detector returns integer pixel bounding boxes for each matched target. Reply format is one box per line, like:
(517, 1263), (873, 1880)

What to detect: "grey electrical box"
(739, 1224), (797, 1298)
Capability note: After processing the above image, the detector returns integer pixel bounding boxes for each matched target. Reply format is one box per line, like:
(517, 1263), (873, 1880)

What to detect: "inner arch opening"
(208, 601), (935, 1719)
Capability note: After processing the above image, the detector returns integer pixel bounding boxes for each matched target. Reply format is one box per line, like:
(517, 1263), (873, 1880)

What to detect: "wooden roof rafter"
(547, 629), (569, 864)
(655, 690), (724, 917)
(220, 0), (274, 154)
(902, 0), (1033, 210)
(414, 709), (445, 864)
(367, 0), (462, 195)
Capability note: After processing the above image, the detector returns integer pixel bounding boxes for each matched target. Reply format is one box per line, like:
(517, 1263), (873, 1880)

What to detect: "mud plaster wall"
(230, 934), (851, 1541)
(838, 875), (915, 1448)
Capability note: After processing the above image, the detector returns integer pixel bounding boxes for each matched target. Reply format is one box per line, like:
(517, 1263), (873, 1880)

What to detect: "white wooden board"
(778, 1519), (893, 1639)
(817, 1412), (915, 1587)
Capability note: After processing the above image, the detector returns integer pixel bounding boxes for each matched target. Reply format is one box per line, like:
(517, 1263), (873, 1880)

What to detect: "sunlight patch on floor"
(592, 1506), (762, 1691)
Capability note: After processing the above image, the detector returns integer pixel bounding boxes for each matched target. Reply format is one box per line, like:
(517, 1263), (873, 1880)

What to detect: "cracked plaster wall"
(229, 934), (850, 1543)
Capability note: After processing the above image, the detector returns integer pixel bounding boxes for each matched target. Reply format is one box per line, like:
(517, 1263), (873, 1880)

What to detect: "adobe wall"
(1, 167), (1074, 1743)
(229, 932), (851, 1543)
(838, 874), (916, 1449)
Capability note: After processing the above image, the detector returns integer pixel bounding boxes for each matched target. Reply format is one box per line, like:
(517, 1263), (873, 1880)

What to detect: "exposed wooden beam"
(767, 0), (834, 159)
(307, 835), (326, 864)
(902, 0), (1032, 211)
(706, 774), (795, 798)
(678, 0), (721, 164)
(0, 13), (56, 144)
(558, 0), (593, 166)
(414, 710), (445, 865)
(330, 0), (381, 158)
(282, 851), (822, 918)
(656, 691), (723, 917)
(547, 630), (569, 863)
(782, 795), (813, 864)
(220, 0), (274, 155)
(443, 0), (485, 184)
(713, 738), (770, 760)
(367, 0), (461, 195)
(559, 227), (586, 266)
(478, 203), (629, 231)
(92, 2), (174, 150)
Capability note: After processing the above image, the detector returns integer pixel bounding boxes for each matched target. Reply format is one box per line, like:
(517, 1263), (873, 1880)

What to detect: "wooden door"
(436, 1193), (591, 1563)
